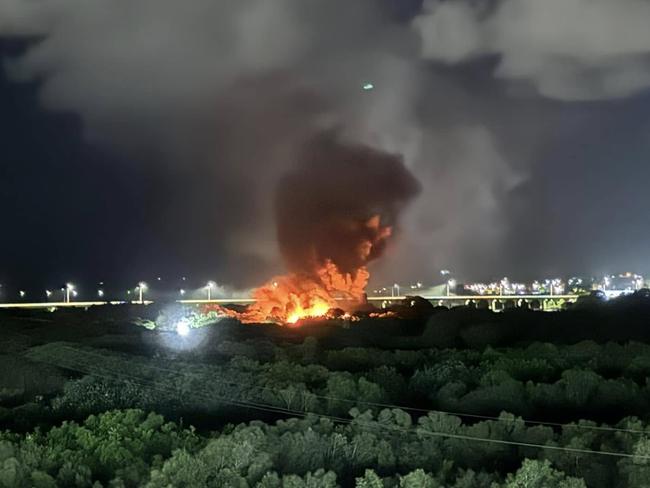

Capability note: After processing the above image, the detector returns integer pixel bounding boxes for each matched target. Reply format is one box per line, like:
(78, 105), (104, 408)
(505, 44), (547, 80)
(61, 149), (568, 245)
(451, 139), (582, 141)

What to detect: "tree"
(399, 469), (439, 488)
(355, 469), (383, 488)
(560, 369), (601, 407)
(618, 437), (650, 488)
(451, 469), (496, 488)
(281, 469), (338, 488)
(502, 459), (586, 488)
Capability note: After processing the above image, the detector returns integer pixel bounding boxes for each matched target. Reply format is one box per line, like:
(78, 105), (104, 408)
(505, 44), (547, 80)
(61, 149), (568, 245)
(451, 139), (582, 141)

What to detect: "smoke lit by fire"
(210, 134), (419, 324)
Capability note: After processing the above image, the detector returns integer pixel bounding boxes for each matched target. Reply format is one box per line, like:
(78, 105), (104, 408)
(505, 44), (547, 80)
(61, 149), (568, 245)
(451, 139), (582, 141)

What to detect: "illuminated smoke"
(276, 134), (419, 276)
(222, 134), (419, 324)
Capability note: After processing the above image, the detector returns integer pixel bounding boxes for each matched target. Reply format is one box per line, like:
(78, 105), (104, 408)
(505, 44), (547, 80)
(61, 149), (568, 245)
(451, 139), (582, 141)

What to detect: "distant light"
(176, 319), (190, 337)
(66, 283), (75, 291)
(179, 289), (186, 296)
(19, 290), (25, 297)
(362, 83), (374, 91)
(182, 276), (187, 281)
(138, 282), (147, 290)
(206, 281), (216, 289)
(98, 289), (104, 297)
(72, 290), (78, 297)
(157, 277), (162, 281)
(46, 290), (52, 297)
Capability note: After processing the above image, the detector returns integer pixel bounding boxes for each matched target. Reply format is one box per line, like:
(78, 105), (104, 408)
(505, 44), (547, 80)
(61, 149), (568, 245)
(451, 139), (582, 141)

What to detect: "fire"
(204, 132), (420, 326)
(210, 215), (391, 325)
(226, 258), (370, 324)
(286, 299), (330, 325)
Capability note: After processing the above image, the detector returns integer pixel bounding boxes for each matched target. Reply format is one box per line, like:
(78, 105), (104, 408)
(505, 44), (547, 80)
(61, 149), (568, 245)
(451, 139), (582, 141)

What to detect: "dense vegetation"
(3, 299), (650, 486)
(7, 406), (623, 488)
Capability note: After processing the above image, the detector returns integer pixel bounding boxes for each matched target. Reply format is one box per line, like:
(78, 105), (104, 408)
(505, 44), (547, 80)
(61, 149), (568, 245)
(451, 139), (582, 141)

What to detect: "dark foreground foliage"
(5, 407), (650, 487)
(3, 301), (650, 486)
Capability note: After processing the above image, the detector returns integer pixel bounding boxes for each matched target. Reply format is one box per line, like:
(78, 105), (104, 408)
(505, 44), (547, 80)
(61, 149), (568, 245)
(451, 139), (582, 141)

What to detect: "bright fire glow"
(286, 299), (331, 325)
(208, 215), (391, 325)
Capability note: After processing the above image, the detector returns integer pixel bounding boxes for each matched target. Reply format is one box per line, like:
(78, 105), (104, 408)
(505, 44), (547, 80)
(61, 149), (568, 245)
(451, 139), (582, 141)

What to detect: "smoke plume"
(2, 0), (649, 286)
(276, 134), (420, 277)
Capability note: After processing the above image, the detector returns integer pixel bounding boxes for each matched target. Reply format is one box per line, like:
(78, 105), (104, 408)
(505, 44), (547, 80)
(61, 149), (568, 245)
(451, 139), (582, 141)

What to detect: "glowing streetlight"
(205, 281), (216, 300)
(98, 289), (104, 298)
(65, 283), (75, 303)
(179, 288), (186, 296)
(392, 283), (400, 297)
(446, 279), (457, 297)
(136, 282), (147, 304)
(46, 290), (52, 298)
(19, 290), (25, 298)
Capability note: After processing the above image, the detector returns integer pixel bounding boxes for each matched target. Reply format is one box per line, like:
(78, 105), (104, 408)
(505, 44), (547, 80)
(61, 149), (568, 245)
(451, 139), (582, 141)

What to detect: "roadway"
(0, 294), (579, 311)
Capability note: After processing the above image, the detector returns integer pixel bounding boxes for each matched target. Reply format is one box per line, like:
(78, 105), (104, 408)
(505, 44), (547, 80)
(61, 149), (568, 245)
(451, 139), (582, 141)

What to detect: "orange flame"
(211, 215), (391, 325)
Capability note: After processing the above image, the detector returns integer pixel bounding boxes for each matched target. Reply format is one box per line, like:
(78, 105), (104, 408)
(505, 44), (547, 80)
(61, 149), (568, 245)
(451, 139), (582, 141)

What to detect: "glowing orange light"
(207, 215), (391, 325)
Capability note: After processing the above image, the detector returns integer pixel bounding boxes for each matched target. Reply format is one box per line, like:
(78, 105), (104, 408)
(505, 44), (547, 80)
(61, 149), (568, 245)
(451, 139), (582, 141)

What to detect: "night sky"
(2, 0), (650, 294)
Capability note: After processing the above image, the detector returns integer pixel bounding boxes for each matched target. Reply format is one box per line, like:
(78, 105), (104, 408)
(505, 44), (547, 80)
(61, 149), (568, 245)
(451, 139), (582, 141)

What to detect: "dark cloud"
(1, 0), (650, 289)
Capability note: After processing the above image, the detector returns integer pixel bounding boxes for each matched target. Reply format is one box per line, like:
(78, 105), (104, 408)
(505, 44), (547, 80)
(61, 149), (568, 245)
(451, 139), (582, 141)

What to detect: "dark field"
(2, 295), (650, 487)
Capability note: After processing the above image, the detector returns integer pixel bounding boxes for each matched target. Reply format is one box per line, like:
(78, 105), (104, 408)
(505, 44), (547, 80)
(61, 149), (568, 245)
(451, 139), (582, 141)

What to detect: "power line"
(50, 344), (650, 436)
(36, 350), (650, 461)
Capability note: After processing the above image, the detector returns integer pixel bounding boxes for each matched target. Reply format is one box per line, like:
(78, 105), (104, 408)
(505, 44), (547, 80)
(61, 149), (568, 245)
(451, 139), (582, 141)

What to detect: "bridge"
(0, 294), (580, 312)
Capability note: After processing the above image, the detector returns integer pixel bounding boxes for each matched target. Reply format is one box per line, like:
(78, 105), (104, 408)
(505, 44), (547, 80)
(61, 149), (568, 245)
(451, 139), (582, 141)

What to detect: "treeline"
(3, 407), (650, 487)
(7, 340), (650, 430)
(4, 338), (650, 487)
(419, 292), (650, 349)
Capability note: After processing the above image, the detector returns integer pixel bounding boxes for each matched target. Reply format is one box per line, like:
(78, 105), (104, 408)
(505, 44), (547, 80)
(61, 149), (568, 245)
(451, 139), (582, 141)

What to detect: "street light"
(46, 290), (52, 298)
(392, 283), (400, 298)
(98, 289), (104, 298)
(136, 282), (147, 304)
(205, 281), (216, 300)
(66, 283), (75, 303)
(446, 279), (457, 297)
(179, 288), (186, 296)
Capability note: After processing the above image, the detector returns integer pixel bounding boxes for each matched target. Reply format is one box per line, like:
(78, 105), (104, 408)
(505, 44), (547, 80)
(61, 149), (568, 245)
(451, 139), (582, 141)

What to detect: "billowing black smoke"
(276, 133), (420, 276)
